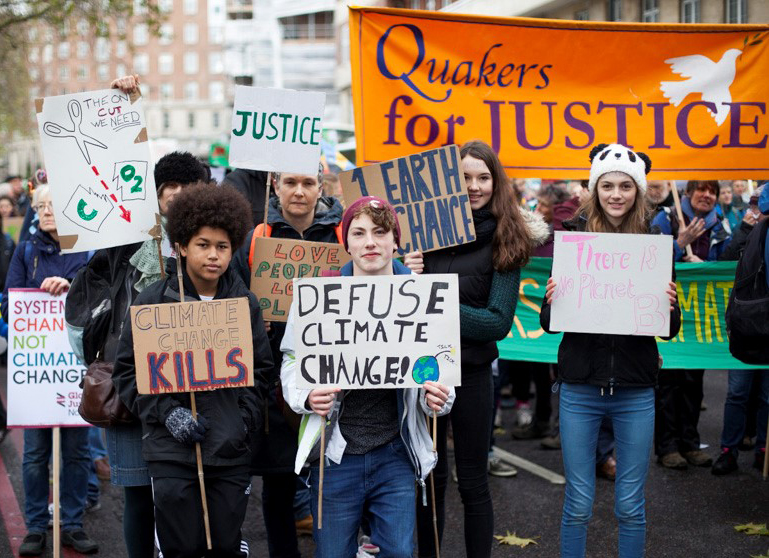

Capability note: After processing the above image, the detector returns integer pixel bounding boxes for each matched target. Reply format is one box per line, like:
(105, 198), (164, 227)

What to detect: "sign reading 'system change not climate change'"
(340, 145), (475, 254)
(130, 298), (254, 395)
(229, 86), (326, 175)
(550, 232), (673, 337)
(294, 275), (461, 389)
(7, 289), (88, 427)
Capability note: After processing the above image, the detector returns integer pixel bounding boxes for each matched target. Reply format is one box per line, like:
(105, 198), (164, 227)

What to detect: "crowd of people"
(0, 74), (765, 558)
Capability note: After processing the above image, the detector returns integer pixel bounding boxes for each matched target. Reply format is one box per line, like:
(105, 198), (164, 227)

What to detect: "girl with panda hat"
(540, 144), (682, 558)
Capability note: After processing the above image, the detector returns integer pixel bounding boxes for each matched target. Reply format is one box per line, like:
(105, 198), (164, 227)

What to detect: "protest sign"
(3, 216), (25, 243)
(550, 231), (673, 336)
(349, 7), (769, 179)
(294, 274), (461, 389)
(498, 258), (760, 369)
(130, 298), (254, 395)
(35, 89), (160, 253)
(7, 289), (88, 427)
(229, 86), (326, 175)
(250, 237), (350, 321)
(339, 145), (475, 253)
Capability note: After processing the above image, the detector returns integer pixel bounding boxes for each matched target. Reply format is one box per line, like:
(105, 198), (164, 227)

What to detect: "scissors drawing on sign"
(43, 100), (108, 165)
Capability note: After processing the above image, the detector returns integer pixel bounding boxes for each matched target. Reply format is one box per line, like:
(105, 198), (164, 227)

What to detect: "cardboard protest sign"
(3, 216), (25, 243)
(339, 145), (475, 253)
(294, 274), (461, 389)
(250, 237), (351, 321)
(229, 86), (326, 175)
(35, 89), (160, 253)
(7, 289), (88, 427)
(350, 7), (769, 179)
(130, 298), (254, 395)
(550, 232), (673, 336)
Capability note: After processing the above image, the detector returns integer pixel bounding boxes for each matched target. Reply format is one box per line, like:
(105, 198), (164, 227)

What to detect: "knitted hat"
(341, 196), (401, 251)
(587, 143), (652, 194)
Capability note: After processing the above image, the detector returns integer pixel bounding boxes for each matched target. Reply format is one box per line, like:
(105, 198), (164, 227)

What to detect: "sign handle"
(263, 172), (271, 230)
(318, 421), (325, 530)
(53, 427), (61, 558)
(174, 245), (212, 549)
(261, 173), (271, 435)
(669, 182), (693, 259)
(190, 393), (213, 549)
(425, 413), (440, 558)
(763, 416), (768, 480)
(432, 410), (437, 452)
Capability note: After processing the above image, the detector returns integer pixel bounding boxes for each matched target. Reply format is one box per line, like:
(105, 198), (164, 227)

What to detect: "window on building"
(97, 64), (109, 81)
(184, 23), (198, 44)
(134, 53), (149, 74)
(59, 66), (70, 82)
(116, 18), (127, 35)
(76, 19), (88, 36)
(159, 53), (174, 74)
(210, 27), (224, 44)
(57, 42), (70, 59)
(58, 21), (70, 39)
(185, 82), (199, 100)
(163, 111), (170, 129)
(641, 0), (659, 21)
(116, 41), (127, 57)
(160, 83), (174, 100)
(77, 66), (88, 81)
(209, 52), (223, 74)
(43, 45), (53, 63)
(134, 0), (148, 14)
(159, 0), (173, 13)
(213, 112), (220, 129)
(183, 0), (198, 15)
(725, 0), (747, 23)
(76, 41), (89, 59)
(29, 67), (39, 80)
(209, 81), (224, 102)
(116, 63), (127, 77)
(28, 47), (39, 63)
(159, 23), (173, 45)
(607, 0), (622, 21)
(574, 9), (589, 20)
(133, 24), (149, 45)
(95, 38), (110, 62)
(681, 0), (700, 22)
(184, 52), (198, 74)
(28, 27), (38, 42)
(188, 112), (195, 129)
(280, 11), (334, 40)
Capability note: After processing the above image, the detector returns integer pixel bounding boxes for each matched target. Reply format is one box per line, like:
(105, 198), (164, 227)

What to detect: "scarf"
(130, 218), (168, 293)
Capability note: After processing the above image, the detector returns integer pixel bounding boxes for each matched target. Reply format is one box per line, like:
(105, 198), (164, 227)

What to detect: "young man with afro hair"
(112, 184), (273, 558)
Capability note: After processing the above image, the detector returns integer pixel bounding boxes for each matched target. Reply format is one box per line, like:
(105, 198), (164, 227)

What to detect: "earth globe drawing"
(412, 355), (440, 384)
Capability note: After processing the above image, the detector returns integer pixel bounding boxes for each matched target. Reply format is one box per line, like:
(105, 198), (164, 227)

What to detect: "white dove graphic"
(660, 48), (742, 126)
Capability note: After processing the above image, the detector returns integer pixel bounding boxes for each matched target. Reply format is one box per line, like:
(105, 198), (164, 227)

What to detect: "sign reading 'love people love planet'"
(349, 7), (769, 179)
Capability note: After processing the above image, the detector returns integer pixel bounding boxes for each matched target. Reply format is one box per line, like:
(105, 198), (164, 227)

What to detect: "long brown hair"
(460, 140), (532, 271)
(578, 173), (649, 233)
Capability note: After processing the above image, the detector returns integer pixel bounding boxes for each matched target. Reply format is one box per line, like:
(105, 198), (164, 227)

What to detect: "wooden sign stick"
(263, 172), (271, 230)
(425, 413), (440, 558)
(175, 246), (213, 550)
(763, 418), (769, 480)
(318, 423), (325, 529)
(53, 427), (61, 558)
(669, 182), (694, 259)
(262, 173), (270, 434)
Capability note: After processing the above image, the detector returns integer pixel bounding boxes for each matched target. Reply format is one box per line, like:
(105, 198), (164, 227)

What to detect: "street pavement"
(0, 368), (767, 557)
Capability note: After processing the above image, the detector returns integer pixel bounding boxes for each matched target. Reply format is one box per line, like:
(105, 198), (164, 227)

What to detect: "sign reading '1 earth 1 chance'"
(228, 86), (326, 175)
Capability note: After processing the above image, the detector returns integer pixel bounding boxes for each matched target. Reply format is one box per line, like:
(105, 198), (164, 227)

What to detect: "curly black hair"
(166, 184), (253, 251)
(154, 151), (208, 189)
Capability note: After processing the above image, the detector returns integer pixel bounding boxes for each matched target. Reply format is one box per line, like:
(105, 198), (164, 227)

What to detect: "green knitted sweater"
(459, 268), (521, 343)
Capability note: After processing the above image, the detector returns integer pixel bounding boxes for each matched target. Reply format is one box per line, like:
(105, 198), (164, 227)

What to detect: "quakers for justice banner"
(349, 7), (769, 179)
(498, 258), (763, 370)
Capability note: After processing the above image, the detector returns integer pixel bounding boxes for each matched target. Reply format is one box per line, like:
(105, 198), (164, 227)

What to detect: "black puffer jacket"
(424, 211), (497, 368)
(112, 265), (273, 467)
(539, 215), (682, 388)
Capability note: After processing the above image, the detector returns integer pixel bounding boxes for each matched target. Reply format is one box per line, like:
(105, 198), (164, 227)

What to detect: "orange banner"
(349, 7), (769, 179)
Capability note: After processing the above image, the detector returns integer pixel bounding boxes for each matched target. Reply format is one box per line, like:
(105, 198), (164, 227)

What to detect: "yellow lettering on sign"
(519, 278), (545, 340)
(703, 281), (723, 343)
(676, 281), (702, 343)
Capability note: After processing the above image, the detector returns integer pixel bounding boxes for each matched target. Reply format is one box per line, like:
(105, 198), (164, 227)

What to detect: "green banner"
(497, 258), (763, 370)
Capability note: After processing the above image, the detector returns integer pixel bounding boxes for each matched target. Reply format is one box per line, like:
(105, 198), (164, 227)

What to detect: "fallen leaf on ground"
(735, 523), (769, 536)
(494, 531), (539, 547)
(750, 549), (769, 558)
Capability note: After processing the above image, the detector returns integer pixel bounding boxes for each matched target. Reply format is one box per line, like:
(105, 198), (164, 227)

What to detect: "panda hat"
(587, 143), (652, 194)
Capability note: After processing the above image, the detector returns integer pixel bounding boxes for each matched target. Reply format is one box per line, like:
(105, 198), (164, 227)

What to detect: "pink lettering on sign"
(561, 234), (631, 272)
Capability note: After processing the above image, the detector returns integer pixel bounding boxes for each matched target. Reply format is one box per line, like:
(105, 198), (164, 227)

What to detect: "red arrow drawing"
(91, 165), (131, 222)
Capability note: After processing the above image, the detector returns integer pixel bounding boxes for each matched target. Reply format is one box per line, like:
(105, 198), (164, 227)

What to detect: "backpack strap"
(248, 223), (272, 270)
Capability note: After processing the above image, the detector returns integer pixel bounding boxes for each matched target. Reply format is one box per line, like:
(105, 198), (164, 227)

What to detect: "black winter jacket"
(222, 169), (269, 227)
(539, 216), (682, 389)
(112, 265), (273, 468)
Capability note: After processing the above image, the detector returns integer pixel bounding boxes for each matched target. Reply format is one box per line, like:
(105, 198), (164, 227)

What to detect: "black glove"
(164, 407), (209, 445)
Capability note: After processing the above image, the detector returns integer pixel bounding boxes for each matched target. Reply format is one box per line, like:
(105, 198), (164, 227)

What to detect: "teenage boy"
(112, 184), (273, 557)
(231, 166), (344, 558)
(280, 196), (455, 558)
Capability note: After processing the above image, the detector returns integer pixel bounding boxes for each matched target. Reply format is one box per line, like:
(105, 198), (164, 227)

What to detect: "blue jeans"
(87, 427), (106, 502)
(560, 383), (655, 558)
(720, 369), (769, 454)
(309, 439), (415, 558)
(23, 427), (90, 533)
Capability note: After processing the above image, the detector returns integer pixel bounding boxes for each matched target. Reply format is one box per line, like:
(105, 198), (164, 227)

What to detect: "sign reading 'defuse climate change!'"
(250, 237), (351, 322)
(349, 7), (769, 179)
(130, 298), (254, 395)
(7, 289), (88, 427)
(294, 274), (461, 389)
(340, 145), (475, 254)
(36, 89), (160, 253)
(229, 86), (326, 175)
(550, 232), (673, 337)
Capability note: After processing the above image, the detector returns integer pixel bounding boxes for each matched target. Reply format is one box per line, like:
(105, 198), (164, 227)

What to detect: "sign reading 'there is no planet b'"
(229, 86), (326, 175)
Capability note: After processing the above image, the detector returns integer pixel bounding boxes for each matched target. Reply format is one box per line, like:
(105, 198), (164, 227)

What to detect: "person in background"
(646, 180), (674, 216)
(717, 181), (745, 233)
(2, 185), (95, 556)
(4, 175), (31, 216)
(0, 195), (18, 219)
(222, 168), (270, 227)
(731, 179), (750, 207)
